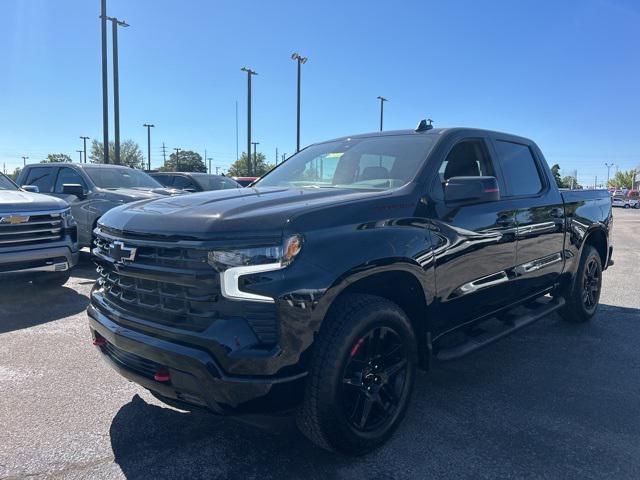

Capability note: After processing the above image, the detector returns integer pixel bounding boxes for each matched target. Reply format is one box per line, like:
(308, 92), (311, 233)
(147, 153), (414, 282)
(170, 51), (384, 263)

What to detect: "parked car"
(150, 172), (241, 192)
(17, 164), (178, 248)
(612, 194), (639, 208)
(232, 176), (259, 187)
(0, 172), (78, 286)
(88, 124), (612, 455)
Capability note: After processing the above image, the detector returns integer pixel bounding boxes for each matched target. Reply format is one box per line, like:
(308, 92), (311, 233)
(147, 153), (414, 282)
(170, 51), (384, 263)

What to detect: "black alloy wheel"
(582, 256), (601, 312)
(341, 327), (409, 433)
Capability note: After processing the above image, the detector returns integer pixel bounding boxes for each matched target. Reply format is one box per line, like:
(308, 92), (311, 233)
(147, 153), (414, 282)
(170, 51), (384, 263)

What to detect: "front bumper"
(87, 302), (307, 414)
(0, 240), (79, 276)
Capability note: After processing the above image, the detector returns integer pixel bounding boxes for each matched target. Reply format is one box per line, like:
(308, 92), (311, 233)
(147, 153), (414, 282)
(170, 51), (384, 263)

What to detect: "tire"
(32, 270), (72, 287)
(296, 294), (417, 455)
(624, 203), (630, 209)
(558, 245), (602, 323)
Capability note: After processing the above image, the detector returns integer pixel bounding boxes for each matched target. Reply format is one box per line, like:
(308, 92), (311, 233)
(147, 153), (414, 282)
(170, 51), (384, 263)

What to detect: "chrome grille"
(0, 212), (64, 246)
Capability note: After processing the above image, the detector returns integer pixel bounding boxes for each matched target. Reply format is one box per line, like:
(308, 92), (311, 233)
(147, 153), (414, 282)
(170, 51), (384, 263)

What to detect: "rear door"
(424, 134), (519, 330)
(489, 136), (565, 296)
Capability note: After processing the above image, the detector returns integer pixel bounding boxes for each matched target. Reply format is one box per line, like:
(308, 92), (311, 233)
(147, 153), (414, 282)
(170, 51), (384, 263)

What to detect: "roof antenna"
(415, 118), (434, 132)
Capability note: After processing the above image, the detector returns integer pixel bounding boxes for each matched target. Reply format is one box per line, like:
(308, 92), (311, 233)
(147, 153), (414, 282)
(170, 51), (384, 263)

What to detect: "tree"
(9, 167), (21, 181)
(607, 169), (637, 189)
(159, 150), (207, 172)
(561, 175), (580, 189)
(89, 139), (144, 168)
(228, 152), (274, 177)
(550, 164), (565, 188)
(41, 153), (72, 163)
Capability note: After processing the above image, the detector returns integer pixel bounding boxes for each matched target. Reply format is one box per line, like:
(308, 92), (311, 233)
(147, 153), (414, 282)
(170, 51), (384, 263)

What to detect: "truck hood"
(98, 186), (385, 241)
(0, 190), (68, 213)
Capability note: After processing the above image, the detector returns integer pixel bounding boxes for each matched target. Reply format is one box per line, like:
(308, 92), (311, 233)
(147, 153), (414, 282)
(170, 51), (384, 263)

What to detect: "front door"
(419, 136), (519, 333)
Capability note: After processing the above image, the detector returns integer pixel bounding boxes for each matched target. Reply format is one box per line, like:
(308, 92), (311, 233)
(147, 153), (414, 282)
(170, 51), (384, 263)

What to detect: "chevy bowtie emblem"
(108, 241), (137, 263)
(0, 215), (30, 225)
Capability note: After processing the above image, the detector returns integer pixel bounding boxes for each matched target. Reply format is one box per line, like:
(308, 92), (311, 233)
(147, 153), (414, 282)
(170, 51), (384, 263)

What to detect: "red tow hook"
(92, 337), (106, 347)
(154, 368), (171, 383)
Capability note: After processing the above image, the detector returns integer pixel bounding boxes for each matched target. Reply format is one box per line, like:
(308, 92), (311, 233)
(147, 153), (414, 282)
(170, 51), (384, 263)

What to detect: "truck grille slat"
(0, 213), (64, 246)
(94, 229), (279, 345)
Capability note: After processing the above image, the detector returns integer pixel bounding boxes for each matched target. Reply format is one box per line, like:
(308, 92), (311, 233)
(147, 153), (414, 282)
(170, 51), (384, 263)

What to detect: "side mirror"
(62, 183), (86, 199)
(21, 185), (39, 193)
(445, 176), (500, 206)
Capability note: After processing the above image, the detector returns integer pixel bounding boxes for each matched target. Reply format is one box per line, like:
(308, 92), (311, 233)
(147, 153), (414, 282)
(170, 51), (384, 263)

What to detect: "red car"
(232, 176), (258, 187)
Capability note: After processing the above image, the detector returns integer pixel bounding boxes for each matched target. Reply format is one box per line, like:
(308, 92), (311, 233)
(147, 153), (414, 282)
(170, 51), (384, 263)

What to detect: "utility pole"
(251, 142), (259, 175)
(377, 96), (388, 131)
(173, 148), (181, 171)
(80, 136), (89, 163)
(605, 162), (615, 187)
(161, 142), (167, 166)
(108, 16), (129, 165)
(235, 100), (239, 162)
(275, 147), (278, 165)
(76, 150), (83, 163)
(143, 124), (154, 171)
(282, 153), (286, 164)
(595, 175), (598, 189)
(207, 157), (213, 174)
(291, 53), (308, 152)
(22, 156), (28, 167)
(240, 67), (257, 176)
(100, 0), (109, 164)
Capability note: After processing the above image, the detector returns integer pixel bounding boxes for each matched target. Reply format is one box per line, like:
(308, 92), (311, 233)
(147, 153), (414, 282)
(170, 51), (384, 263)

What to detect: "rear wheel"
(297, 294), (417, 455)
(559, 245), (602, 323)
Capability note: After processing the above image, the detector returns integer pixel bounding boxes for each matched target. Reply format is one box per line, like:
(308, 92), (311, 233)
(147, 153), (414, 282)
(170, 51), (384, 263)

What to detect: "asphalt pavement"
(1, 209), (639, 479)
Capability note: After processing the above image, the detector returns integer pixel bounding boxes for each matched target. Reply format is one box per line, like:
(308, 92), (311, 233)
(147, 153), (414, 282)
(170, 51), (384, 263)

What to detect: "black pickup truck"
(87, 124), (612, 455)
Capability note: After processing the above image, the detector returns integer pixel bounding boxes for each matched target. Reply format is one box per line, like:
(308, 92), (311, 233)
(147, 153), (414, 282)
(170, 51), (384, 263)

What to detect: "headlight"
(207, 235), (303, 272)
(61, 210), (77, 229)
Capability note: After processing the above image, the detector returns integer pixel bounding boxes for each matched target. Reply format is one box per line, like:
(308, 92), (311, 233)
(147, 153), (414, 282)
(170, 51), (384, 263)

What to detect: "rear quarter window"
(494, 140), (543, 196)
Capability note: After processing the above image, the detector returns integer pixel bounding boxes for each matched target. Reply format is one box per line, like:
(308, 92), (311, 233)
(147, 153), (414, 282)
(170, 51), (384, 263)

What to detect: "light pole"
(605, 162), (615, 187)
(251, 142), (260, 175)
(207, 157), (213, 174)
(291, 53), (308, 152)
(100, 0), (109, 164)
(143, 124), (154, 170)
(377, 96), (388, 131)
(80, 136), (89, 163)
(173, 148), (181, 171)
(22, 156), (28, 167)
(240, 67), (257, 176)
(76, 150), (83, 163)
(107, 16), (129, 165)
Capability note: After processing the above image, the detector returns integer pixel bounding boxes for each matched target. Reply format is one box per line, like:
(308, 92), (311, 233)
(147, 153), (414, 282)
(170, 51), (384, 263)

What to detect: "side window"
(153, 175), (174, 187)
(494, 140), (543, 196)
(172, 176), (197, 190)
(54, 167), (87, 193)
(431, 139), (495, 201)
(24, 167), (54, 192)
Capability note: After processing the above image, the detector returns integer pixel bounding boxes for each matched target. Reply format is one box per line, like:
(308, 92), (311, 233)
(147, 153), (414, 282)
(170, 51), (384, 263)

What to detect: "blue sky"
(1, 0), (638, 185)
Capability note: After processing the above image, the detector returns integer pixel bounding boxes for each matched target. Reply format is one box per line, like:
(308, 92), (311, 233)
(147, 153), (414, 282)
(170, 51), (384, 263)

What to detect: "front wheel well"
(330, 270), (430, 369)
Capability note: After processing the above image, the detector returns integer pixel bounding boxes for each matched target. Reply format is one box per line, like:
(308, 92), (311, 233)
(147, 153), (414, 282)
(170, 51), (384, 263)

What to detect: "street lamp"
(100, 0), (109, 164)
(21, 156), (28, 167)
(605, 162), (616, 187)
(377, 96), (388, 131)
(76, 150), (83, 163)
(291, 53), (308, 152)
(173, 148), (181, 171)
(143, 124), (154, 170)
(240, 67), (258, 176)
(80, 136), (89, 163)
(251, 142), (260, 175)
(107, 16), (129, 165)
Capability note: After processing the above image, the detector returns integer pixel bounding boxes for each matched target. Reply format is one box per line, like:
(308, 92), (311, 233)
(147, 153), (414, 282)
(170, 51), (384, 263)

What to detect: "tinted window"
(193, 176), (241, 190)
(54, 167), (87, 192)
(84, 167), (162, 189)
(431, 139), (495, 201)
(24, 167), (54, 192)
(256, 135), (436, 190)
(0, 173), (18, 190)
(494, 140), (543, 196)
(172, 176), (198, 190)
(152, 175), (174, 187)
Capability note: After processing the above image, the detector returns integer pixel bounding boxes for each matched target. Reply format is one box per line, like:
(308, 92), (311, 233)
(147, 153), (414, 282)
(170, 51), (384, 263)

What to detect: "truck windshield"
(0, 174), (18, 190)
(255, 134), (436, 190)
(84, 167), (163, 189)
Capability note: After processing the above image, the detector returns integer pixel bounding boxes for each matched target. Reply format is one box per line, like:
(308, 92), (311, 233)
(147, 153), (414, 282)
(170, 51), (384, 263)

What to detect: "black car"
(150, 172), (241, 192)
(88, 124), (612, 455)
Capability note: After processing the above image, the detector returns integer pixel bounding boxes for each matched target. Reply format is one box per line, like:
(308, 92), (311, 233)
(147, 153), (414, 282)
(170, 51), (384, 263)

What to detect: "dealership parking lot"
(1, 209), (639, 480)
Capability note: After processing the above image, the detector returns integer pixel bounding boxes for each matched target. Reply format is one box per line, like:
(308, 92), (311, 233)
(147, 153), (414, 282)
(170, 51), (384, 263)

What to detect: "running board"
(435, 296), (565, 362)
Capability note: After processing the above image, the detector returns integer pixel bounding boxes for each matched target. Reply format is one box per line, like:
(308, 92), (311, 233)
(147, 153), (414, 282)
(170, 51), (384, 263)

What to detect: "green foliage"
(42, 153), (72, 163)
(561, 175), (579, 189)
(9, 167), (21, 181)
(607, 169), (637, 189)
(227, 152), (274, 177)
(159, 150), (207, 172)
(550, 164), (566, 188)
(89, 139), (144, 168)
